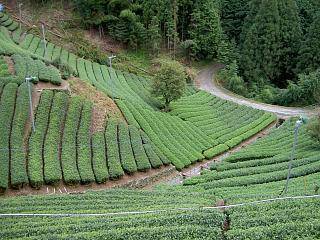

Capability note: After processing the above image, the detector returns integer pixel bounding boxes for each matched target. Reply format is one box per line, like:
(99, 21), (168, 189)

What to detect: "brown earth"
(3, 165), (176, 198)
(84, 29), (123, 54)
(68, 77), (125, 132)
(3, 56), (15, 75)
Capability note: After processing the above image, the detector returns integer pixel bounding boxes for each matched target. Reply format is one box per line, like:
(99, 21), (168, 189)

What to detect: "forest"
(71, 0), (320, 106)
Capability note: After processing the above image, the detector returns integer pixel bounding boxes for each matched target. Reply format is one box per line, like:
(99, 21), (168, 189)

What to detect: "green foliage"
(12, 54), (62, 85)
(217, 61), (247, 95)
(241, 0), (302, 87)
(307, 116), (320, 144)
(189, 0), (223, 60)
(10, 83), (29, 189)
(118, 121), (138, 174)
(77, 101), (95, 184)
(52, 57), (75, 80)
(297, 12), (320, 74)
(221, 0), (248, 43)
(276, 69), (320, 105)
(44, 92), (68, 185)
(105, 118), (124, 179)
(152, 60), (186, 110)
(204, 144), (229, 159)
(296, 0), (320, 33)
(147, 16), (161, 55)
(240, 0), (281, 86)
(28, 90), (54, 189)
(129, 125), (151, 171)
(91, 132), (109, 183)
(0, 83), (17, 192)
(61, 97), (82, 185)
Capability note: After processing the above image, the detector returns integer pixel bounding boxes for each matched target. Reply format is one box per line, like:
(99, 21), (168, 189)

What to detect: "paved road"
(197, 65), (319, 119)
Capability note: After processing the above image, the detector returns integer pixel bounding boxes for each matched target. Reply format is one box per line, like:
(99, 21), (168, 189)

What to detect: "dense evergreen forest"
(64, 0), (319, 106)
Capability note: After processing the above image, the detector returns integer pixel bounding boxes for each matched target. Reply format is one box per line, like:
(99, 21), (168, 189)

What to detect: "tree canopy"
(151, 60), (186, 111)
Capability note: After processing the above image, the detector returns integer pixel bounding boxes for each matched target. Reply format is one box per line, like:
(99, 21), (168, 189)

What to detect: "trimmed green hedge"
(105, 118), (124, 179)
(203, 144), (229, 159)
(10, 82), (29, 189)
(118, 121), (138, 174)
(43, 92), (68, 185)
(61, 97), (82, 185)
(28, 90), (53, 188)
(77, 101), (95, 184)
(129, 126), (151, 171)
(91, 132), (109, 183)
(0, 83), (17, 192)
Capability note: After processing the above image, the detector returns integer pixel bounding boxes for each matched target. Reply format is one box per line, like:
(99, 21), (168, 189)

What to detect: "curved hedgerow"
(61, 96), (82, 185)
(129, 126), (151, 171)
(105, 118), (124, 179)
(118, 121), (138, 174)
(12, 54), (62, 85)
(28, 90), (53, 188)
(91, 132), (109, 183)
(143, 144), (163, 169)
(10, 82), (29, 189)
(140, 132), (163, 168)
(77, 101), (95, 184)
(43, 92), (68, 185)
(0, 83), (17, 192)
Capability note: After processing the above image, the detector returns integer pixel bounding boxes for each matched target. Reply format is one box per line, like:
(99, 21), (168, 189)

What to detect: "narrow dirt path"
(197, 65), (319, 119)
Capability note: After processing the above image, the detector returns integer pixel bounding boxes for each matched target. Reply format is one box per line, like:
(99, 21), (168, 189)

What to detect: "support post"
(19, 3), (23, 31)
(41, 22), (47, 58)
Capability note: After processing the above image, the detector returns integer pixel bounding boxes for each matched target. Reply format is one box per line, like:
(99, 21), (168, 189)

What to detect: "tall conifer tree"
(297, 12), (320, 74)
(241, 0), (281, 85)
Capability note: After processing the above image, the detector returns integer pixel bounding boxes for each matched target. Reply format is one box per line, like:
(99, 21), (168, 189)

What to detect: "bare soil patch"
(68, 77), (124, 132)
(35, 80), (70, 92)
(84, 29), (123, 54)
(3, 56), (15, 75)
(3, 165), (176, 198)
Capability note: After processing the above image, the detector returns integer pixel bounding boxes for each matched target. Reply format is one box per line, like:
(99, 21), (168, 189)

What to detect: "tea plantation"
(0, 10), (319, 240)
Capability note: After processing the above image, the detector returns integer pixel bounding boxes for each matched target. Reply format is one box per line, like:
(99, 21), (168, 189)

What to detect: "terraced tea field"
(0, 9), (319, 240)
(0, 11), (279, 191)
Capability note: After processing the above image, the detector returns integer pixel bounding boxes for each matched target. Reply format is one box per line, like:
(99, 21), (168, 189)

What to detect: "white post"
(108, 55), (116, 99)
(282, 117), (307, 195)
(19, 3), (23, 31)
(41, 23), (47, 58)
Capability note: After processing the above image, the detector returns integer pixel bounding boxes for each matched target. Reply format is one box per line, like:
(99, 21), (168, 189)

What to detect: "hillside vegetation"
(0, 11), (276, 191)
(0, 3), (319, 240)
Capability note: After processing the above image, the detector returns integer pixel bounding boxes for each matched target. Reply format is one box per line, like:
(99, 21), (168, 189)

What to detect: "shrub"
(28, 90), (53, 188)
(105, 118), (124, 179)
(60, 96), (82, 185)
(0, 83), (17, 192)
(77, 101), (95, 184)
(307, 116), (320, 145)
(118, 121), (138, 174)
(217, 61), (247, 96)
(10, 83), (29, 189)
(91, 132), (109, 183)
(43, 92), (68, 185)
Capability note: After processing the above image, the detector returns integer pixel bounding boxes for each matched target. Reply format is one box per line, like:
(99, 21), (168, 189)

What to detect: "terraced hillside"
(0, 137), (319, 239)
(0, 80), (168, 192)
(0, 10), (279, 193)
(0, 8), (319, 240)
(183, 119), (320, 188)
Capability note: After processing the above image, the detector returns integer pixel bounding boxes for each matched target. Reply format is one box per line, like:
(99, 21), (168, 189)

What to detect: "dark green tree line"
(73, 0), (226, 61)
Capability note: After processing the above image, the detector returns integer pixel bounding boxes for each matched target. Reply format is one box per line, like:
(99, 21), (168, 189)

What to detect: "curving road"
(196, 65), (319, 119)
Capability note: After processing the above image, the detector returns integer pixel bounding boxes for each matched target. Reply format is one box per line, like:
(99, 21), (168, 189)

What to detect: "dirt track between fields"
(196, 65), (319, 119)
